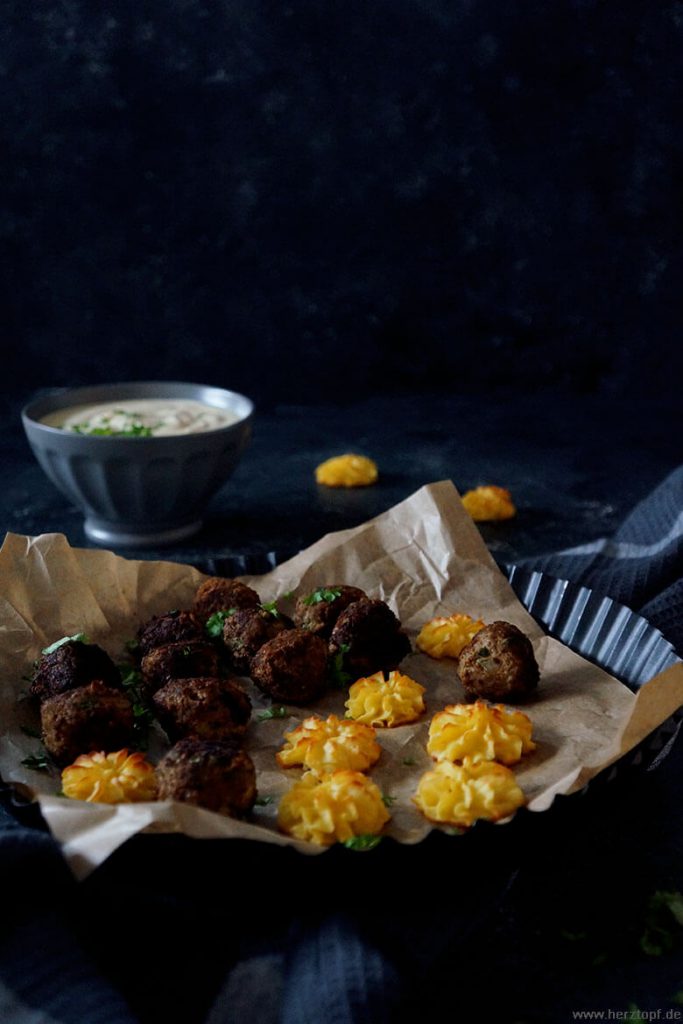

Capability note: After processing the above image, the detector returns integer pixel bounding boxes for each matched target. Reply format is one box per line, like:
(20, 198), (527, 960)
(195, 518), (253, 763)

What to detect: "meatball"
(193, 577), (261, 622)
(40, 681), (134, 766)
(30, 640), (121, 703)
(222, 606), (293, 673)
(140, 641), (222, 694)
(136, 610), (204, 659)
(156, 738), (257, 817)
(328, 598), (411, 677)
(250, 628), (328, 704)
(152, 676), (252, 743)
(293, 585), (367, 638)
(457, 621), (540, 702)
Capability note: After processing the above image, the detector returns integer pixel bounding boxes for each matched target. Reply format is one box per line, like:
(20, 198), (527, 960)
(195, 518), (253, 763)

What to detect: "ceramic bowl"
(22, 381), (254, 547)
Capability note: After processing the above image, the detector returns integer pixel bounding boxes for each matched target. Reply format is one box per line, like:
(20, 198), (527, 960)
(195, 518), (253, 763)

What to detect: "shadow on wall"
(3, 0), (682, 405)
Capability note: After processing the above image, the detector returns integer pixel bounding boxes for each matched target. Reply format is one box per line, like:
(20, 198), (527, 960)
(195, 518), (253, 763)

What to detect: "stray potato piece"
(152, 676), (251, 744)
(278, 770), (390, 846)
(277, 714), (381, 775)
(345, 670), (426, 727)
(427, 701), (535, 766)
(315, 454), (378, 488)
(416, 614), (486, 660)
(461, 485), (516, 522)
(250, 628), (328, 704)
(30, 639), (121, 703)
(293, 585), (367, 638)
(62, 749), (157, 803)
(193, 577), (261, 621)
(457, 621), (539, 702)
(329, 598), (411, 677)
(413, 758), (525, 827)
(156, 738), (257, 817)
(40, 681), (134, 767)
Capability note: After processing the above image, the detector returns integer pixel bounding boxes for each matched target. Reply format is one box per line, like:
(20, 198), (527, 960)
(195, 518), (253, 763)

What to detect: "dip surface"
(41, 399), (240, 437)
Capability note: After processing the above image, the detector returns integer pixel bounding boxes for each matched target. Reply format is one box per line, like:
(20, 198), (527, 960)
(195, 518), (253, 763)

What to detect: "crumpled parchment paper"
(1, 480), (681, 879)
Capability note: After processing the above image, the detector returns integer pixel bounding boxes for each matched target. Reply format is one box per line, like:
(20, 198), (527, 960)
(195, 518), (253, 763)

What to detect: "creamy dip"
(41, 398), (240, 437)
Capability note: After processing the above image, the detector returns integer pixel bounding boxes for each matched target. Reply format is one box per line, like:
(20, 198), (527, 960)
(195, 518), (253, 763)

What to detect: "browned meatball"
(30, 640), (121, 703)
(193, 577), (261, 622)
(250, 628), (328, 704)
(152, 676), (252, 743)
(328, 598), (411, 677)
(457, 621), (540, 702)
(222, 606), (293, 673)
(293, 585), (367, 638)
(136, 610), (204, 659)
(40, 681), (134, 766)
(140, 641), (222, 694)
(155, 738), (256, 817)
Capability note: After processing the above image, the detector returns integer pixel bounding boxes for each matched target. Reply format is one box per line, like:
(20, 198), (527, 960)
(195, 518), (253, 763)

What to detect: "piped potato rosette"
(278, 769), (390, 846)
(276, 713), (381, 775)
(345, 670), (426, 727)
(416, 613), (486, 660)
(61, 749), (157, 803)
(427, 701), (535, 766)
(413, 758), (525, 828)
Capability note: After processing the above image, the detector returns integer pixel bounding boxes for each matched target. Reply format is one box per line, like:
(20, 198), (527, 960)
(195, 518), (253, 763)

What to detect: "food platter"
(1, 482), (681, 875)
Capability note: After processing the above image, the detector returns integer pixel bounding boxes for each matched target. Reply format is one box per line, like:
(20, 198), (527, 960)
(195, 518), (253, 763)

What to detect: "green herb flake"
(639, 889), (683, 956)
(42, 633), (89, 655)
(260, 601), (281, 618)
(21, 752), (50, 772)
(302, 587), (342, 606)
(328, 642), (352, 688)
(257, 706), (288, 721)
(343, 834), (383, 852)
(402, 757), (417, 766)
(254, 795), (275, 806)
(382, 794), (397, 808)
(205, 609), (235, 637)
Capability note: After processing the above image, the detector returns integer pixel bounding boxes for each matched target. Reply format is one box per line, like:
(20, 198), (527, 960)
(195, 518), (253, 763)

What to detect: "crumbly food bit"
(61, 749), (157, 803)
(413, 758), (526, 827)
(345, 670), (426, 727)
(276, 714), (381, 775)
(427, 701), (535, 766)
(315, 454), (378, 488)
(278, 769), (390, 846)
(461, 485), (516, 522)
(416, 613), (486, 660)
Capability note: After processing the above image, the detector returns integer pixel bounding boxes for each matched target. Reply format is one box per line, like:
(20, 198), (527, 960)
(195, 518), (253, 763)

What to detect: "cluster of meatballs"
(28, 576), (412, 818)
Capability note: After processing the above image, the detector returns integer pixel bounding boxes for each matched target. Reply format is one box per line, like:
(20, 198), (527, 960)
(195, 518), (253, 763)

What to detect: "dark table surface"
(2, 385), (682, 1024)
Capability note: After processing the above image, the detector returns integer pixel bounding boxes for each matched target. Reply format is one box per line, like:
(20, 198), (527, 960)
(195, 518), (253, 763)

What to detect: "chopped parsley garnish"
(328, 643), (351, 688)
(21, 751), (51, 772)
(254, 795), (275, 806)
(119, 665), (153, 749)
(402, 757), (417, 766)
(71, 422), (154, 438)
(205, 609), (235, 637)
(260, 601), (281, 618)
(302, 587), (342, 606)
(343, 834), (383, 851)
(257, 705), (288, 721)
(42, 633), (89, 655)
(382, 794), (396, 808)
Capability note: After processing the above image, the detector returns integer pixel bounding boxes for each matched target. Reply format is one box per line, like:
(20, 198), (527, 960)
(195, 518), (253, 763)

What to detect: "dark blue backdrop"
(3, 1), (682, 406)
